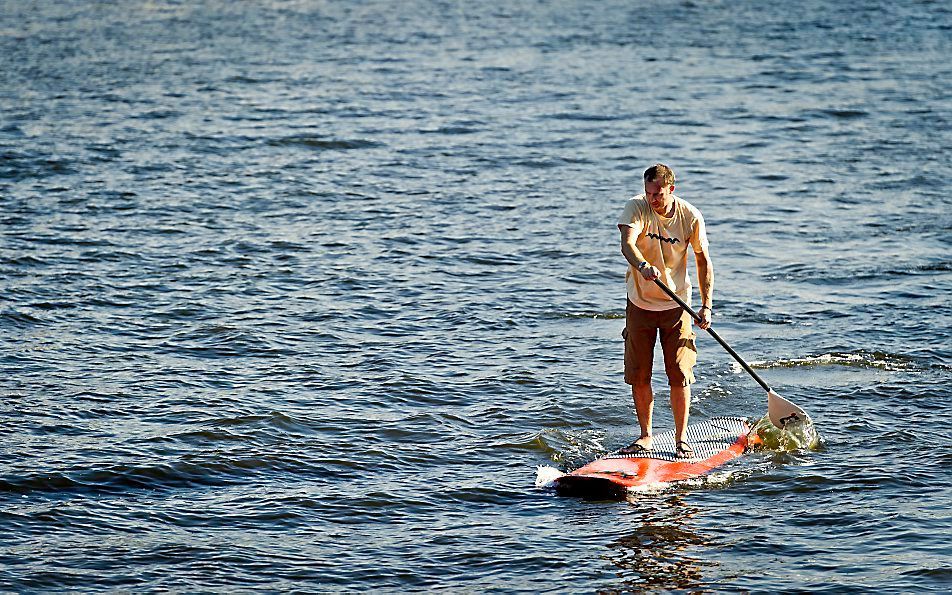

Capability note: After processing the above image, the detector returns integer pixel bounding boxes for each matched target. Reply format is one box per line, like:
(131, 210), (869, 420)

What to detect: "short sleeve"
(617, 198), (645, 233)
(690, 214), (709, 253)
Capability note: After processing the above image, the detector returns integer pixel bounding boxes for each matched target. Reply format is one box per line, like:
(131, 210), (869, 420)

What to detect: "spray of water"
(535, 465), (564, 488)
(751, 413), (821, 451)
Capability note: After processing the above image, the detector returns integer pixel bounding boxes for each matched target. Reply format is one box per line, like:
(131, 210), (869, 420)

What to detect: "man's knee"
(632, 381), (653, 393)
(665, 369), (695, 387)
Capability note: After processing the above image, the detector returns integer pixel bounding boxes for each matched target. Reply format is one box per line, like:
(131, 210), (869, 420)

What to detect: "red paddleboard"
(550, 416), (761, 498)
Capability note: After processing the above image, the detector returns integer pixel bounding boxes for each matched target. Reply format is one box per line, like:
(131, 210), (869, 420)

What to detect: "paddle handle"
(651, 278), (772, 394)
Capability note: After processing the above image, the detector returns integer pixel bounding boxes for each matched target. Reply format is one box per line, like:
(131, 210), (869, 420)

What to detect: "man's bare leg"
(671, 385), (692, 454)
(632, 383), (654, 449)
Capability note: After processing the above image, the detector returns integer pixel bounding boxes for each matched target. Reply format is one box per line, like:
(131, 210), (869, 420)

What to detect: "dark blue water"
(2, 0), (950, 591)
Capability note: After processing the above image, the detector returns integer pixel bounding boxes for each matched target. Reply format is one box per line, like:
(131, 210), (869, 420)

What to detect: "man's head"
(643, 163), (675, 187)
(643, 163), (676, 216)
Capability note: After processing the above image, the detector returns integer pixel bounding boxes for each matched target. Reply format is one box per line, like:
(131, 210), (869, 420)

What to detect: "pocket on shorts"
(678, 335), (698, 368)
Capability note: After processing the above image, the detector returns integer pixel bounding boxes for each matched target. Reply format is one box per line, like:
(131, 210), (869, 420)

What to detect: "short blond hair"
(643, 163), (676, 186)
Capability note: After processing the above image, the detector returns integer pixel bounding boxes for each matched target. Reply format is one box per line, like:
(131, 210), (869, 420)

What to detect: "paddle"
(650, 277), (809, 429)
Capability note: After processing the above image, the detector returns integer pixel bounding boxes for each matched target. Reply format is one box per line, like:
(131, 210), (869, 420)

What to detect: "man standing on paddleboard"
(617, 164), (713, 458)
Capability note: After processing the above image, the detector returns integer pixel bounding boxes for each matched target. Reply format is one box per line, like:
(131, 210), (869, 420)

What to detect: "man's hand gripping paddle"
(650, 277), (810, 429)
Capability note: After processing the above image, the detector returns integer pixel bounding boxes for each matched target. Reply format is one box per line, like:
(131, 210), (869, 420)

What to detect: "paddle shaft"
(651, 278), (772, 394)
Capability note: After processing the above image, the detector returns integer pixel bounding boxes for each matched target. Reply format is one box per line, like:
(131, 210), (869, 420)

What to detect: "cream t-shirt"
(617, 195), (708, 311)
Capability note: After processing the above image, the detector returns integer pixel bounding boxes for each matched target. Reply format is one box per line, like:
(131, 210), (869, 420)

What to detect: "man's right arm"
(619, 225), (658, 281)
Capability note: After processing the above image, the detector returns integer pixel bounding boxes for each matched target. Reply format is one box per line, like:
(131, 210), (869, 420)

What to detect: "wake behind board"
(549, 416), (759, 498)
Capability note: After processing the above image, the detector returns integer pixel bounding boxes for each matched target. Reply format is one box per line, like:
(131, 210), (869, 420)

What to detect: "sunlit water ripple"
(1, 0), (950, 592)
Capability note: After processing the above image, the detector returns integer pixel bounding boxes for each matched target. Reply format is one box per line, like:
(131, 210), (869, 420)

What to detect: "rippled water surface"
(2, 0), (950, 592)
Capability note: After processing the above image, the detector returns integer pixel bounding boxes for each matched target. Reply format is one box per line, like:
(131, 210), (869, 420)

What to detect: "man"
(617, 163), (713, 457)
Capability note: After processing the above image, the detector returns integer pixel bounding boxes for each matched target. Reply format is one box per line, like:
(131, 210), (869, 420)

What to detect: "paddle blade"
(767, 390), (810, 429)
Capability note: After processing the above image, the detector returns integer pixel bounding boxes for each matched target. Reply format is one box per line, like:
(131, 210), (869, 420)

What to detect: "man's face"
(645, 178), (675, 215)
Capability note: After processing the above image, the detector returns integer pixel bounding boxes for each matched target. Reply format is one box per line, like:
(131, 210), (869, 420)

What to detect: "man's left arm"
(694, 246), (713, 330)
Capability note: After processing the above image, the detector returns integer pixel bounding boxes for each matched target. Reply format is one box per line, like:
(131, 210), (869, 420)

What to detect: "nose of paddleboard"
(768, 390), (811, 428)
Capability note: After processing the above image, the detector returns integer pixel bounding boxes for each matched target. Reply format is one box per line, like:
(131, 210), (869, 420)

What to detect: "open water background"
(1, 0), (950, 592)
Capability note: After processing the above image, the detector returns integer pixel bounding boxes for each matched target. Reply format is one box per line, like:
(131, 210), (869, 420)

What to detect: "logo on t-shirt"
(647, 232), (680, 244)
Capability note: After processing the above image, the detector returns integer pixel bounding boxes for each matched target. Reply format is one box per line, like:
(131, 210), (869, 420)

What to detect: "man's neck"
(653, 198), (676, 218)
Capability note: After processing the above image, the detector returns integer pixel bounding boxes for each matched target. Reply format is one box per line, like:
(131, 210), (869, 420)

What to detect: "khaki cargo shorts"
(623, 300), (697, 387)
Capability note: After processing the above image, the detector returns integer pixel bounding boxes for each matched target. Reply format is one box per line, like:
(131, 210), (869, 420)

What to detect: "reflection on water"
(603, 496), (715, 592)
